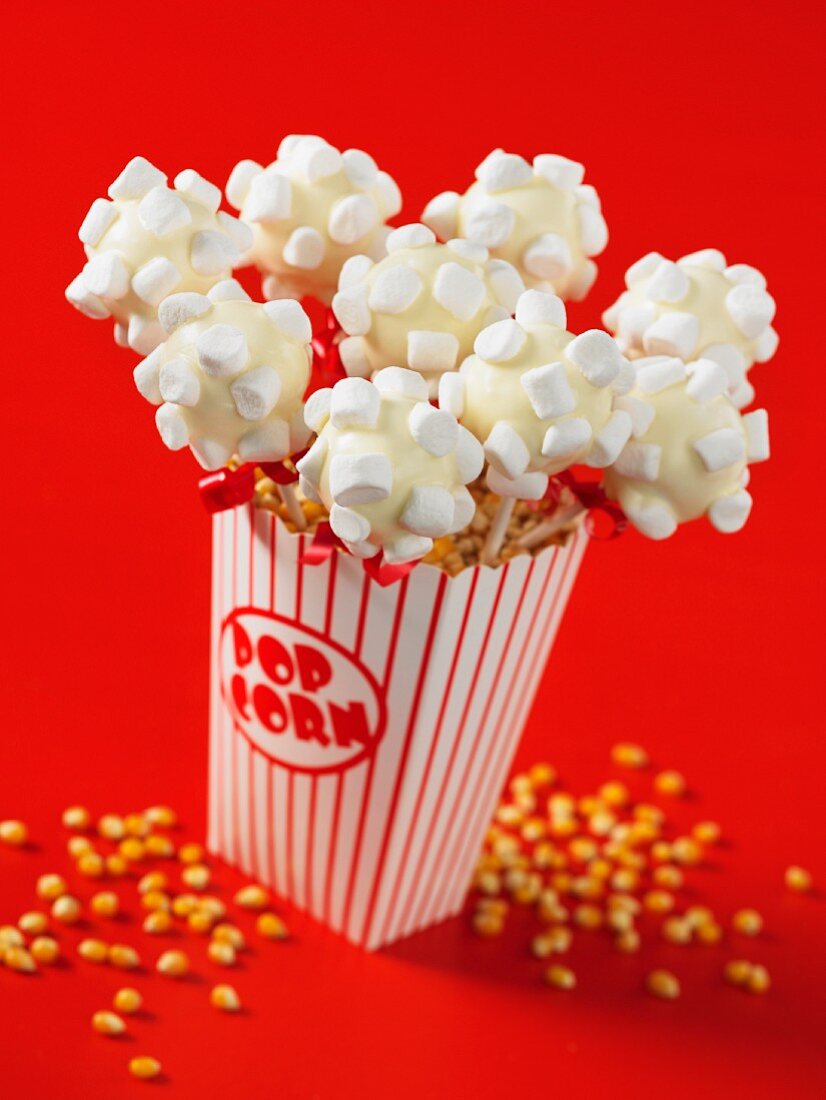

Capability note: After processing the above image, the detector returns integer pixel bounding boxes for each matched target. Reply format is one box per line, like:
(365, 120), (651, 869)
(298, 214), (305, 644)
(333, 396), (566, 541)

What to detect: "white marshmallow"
(725, 284), (776, 339)
(614, 394), (655, 438)
(191, 230), (238, 276)
(421, 192), (460, 240)
(330, 377), (381, 429)
(83, 252), (130, 299)
(645, 260), (689, 304)
(433, 262), (486, 321)
(446, 239), (488, 264)
(679, 248), (727, 271)
(464, 199), (515, 247)
(515, 289), (567, 328)
(328, 194), (379, 246)
(521, 361), (575, 419)
(384, 534), (433, 565)
(207, 278), (251, 303)
(155, 403), (188, 451)
(296, 435), (328, 485)
(486, 259), (524, 311)
(303, 389), (332, 433)
(78, 198), (118, 246)
(341, 149), (379, 189)
(127, 315), (164, 355)
(292, 140), (342, 183)
(400, 485), (456, 536)
(330, 503), (371, 543)
(282, 226), (325, 270)
(616, 303), (657, 345)
(635, 356), (687, 394)
(707, 490), (752, 533)
(109, 156), (166, 201)
(724, 263), (766, 288)
(585, 410), (632, 467)
(642, 312), (700, 359)
(438, 372), (465, 418)
(686, 358), (729, 402)
(625, 500), (677, 540)
(65, 274), (110, 319)
(231, 365), (282, 421)
(338, 336), (372, 378)
(332, 284), (372, 335)
(541, 417), (592, 461)
(533, 154), (584, 190)
(386, 224), (436, 252)
(753, 325), (779, 363)
(173, 169), (221, 212)
(131, 256), (182, 306)
(373, 367), (429, 401)
(226, 160), (264, 209)
(578, 205), (609, 257)
(476, 152), (532, 193)
(743, 409), (770, 462)
(138, 186), (192, 237)
(159, 356), (201, 407)
(408, 330), (460, 372)
(523, 233), (573, 280)
(625, 251), (665, 288)
(450, 486), (476, 531)
(456, 426), (485, 482)
(245, 172), (292, 223)
(486, 465), (549, 500)
(613, 441), (662, 482)
(339, 254), (374, 289)
(196, 324), (249, 378)
(262, 299), (312, 343)
(329, 453), (393, 505)
(693, 427), (746, 472)
(474, 318), (526, 363)
(133, 351), (162, 404)
(237, 420), (290, 462)
(566, 329), (623, 387)
(484, 421), (530, 479)
(368, 265), (423, 314)
(408, 402), (459, 457)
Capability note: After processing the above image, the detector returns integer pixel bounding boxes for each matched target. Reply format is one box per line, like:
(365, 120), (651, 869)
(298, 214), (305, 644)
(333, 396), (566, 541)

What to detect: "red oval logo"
(219, 608), (387, 775)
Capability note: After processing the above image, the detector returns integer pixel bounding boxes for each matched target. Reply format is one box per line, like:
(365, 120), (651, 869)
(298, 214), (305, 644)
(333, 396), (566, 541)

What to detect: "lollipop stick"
(481, 497), (516, 566)
(279, 483), (307, 531)
(517, 502), (585, 550)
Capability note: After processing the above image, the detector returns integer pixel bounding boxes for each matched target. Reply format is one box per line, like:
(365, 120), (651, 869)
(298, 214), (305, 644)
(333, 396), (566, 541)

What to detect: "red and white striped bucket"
(208, 504), (587, 950)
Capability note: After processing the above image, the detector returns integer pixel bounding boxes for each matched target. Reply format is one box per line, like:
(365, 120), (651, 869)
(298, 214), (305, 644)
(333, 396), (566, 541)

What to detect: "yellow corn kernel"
(653, 865), (684, 890)
(118, 837), (145, 862)
(671, 837), (702, 866)
(18, 911), (48, 936)
(124, 813), (150, 838)
(650, 841), (673, 864)
(512, 877), (542, 906)
(696, 922), (723, 945)
(646, 969), (681, 999)
(106, 854), (129, 877)
(492, 834), (521, 861)
(171, 893), (199, 918)
(607, 893), (641, 915)
(143, 910), (173, 935)
(208, 941), (236, 967)
(723, 959), (753, 986)
(784, 866), (812, 893)
(77, 852), (106, 878)
(92, 1010), (125, 1036)
(182, 864), (211, 891)
(606, 908), (634, 934)
(685, 905), (714, 928)
(578, 795), (602, 817)
(569, 837), (599, 863)
(548, 792), (576, 816)
(114, 987), (142, 1014)
(692, 821), (721, 844)
(156, 949), (189, 978)
(747, 964), (771, 994)
(643, 890), (675, 914)
(109, 944), (140, 970)
(547, 926), (572, 954)
(474, 870), (501, 896)
(141, 890), (170, 912)
(78, 938), (109, 964)
(598, 781), (630, 807)
(234, 884), (269, 910)
(550, 872), (573, 895)
(30, 936), (59, 964)
(544, 965), (576, 990)
(68, 836), (93, 858)
(98, 814), (125, 841)
(513, 791), (536, 815)
(531, 933), (554, 958)
(5, 946), (36, 973)
(472, 910), (504, 937)
(609, 868), (639, 893)
(200, 897), (227, 921)
(178, 842), (205, 865)
(145, 805), (177, 829)
(62, 805), (92, 830)
(187, 910), (215, 935)
(588, 858), (613, 881)
(615, 849), (646, 871)
(614, 929), (641, 954)
(611, 742), (649, 769)
(36, 873), (67, 900)
(212, 923), (246, 951)
(145, 835), (175, 859)
(257, 912), (289, 940)
(732, 909), (763, 936)
(495, 803), (523, 826)
(573, 904), (602, 930)
(0, 819), (28, 847)
(654, 770), (686, 796)
(90, 891), (120, 918)
(662, 917), (692, 945)
(210, 983), (241, 1012)
(634, 803), (665, 826)
(571, 876), (604, 901)
(129, 1056), (162, 1080)
(51, 895), (82, 924)
(2, 924), (27, 947)
(550, 817), (577, 839)
(520, 817), (547, 842)
(138, 871), (168, 895)
(528, 762), (556, 787)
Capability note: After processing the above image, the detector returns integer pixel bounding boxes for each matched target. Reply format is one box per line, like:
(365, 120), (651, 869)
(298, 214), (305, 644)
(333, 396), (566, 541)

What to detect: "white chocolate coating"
(66, 157), (251, 355)
(602, 249), (778, 409)
(332, 225), (525, 391)
(132, 281), (311, 471)
(226, 136), (402, 305)
(443, 290), (633, 499)
(297, 367), (483, 564)
(604, 356), (770, 539)
(422, 150), (606, 301)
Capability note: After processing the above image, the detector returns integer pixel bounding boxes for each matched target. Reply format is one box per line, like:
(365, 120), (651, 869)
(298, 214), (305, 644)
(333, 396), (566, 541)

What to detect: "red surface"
(1, 2), (824, 1096)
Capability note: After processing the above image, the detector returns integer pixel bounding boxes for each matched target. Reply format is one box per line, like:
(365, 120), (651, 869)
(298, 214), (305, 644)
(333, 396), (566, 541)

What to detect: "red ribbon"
(308, 308), (346, 394)
(528, 469), (627, 541)
(299, 523), (416, 586)
(362, 555), (417, 587)
(198, 457), (301, 513)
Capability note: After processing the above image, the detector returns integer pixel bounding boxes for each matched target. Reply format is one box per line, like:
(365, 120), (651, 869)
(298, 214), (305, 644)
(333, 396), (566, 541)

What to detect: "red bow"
(198, 458), (302, 514)
(531, 469), (628, 541)
(299, 523), (417, 586)
(308, 308), (346, 394)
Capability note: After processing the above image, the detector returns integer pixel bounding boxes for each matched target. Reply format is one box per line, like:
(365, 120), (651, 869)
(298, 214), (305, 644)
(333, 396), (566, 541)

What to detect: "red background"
(1, 2), (824, 1096)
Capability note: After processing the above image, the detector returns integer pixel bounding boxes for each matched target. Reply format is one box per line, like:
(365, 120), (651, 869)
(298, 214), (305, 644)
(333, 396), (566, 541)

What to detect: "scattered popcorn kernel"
(210, 983), (241, 1012)
(643, 890), (675, 914)
(473, 910), (505, 937)
(79, 938), (109, 964)
(662, 917), (692, 945)
(106, 854), (129, 877)
(747, 964), (771, 994)
(182, 864), (211, 890)
(157, 949), (189, 978)
(114, 988), (143, 1014)
(685, 905), (714, 928)
(138, 871), (168, 895)
(68, 836), (93, 858)
(145, 805), (177, 828)
(208, 941), (237, 967)
(692, 821), (722, 844)
(129, 1056), (162, 1080)
(653, 865), (684, 890)
(234, 884), (269, 910)
(52, 895), (82, 924)
(178, 842), (205, 865)
(650, 841), (673, 864)
(569, 837), (599, 863)
(784, 866), (812, 893)
(171, 894), (199, 918)
(124, 813), (150, 838)
(92, 1010), (126, 1036)
(0, 819), (28, 847)
(610, 868), (639, 893)
(573, 904), (602, 930)
(611, 743), (649, 769)
(528, 762), (556, 787)
(732, 909), (763, 936)
(98, 814), (126, 841)
(36, 873), (67, 900)
(544, 965), (576, 990)
(606, 908), (634, 934)
(141, 890), (171, 912)
(18, 911), (48, 936)
(671, 837), (703, 866)
(654, 770), (686, 796)
(634, 804), (665, 826)
(91, 891), (120, 918)
(119, 837), (146, 862)
(188, 910), (215, 935)
(30, 936), (59, 965)
(62, 806), (91, 830)
(646, 969), (681, 999)
(145, 835), (175, 859)
(77, 852), (106, 878)
(723, 959), (753, 986)
(5, 946), (36, 973)
(143, 911), (173, 935)
(257, 912), (289, 940)
(696, 922), (723, 945)
(109, 944), (141, 970)
(614, 929), (641, 954)
(599, 781), (630, 807)
(1, 926), (28, 949)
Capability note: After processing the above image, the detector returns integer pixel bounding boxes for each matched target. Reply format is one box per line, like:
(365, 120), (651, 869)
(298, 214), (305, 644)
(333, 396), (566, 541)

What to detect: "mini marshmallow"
(408, 331), (460, 373)
(400, 485), (456, 537)
(693, 428), (746, 473)
(340, 255), (375, 289)
(707, 490), (752, 533)
(330, 503), (371, 543)
(84, 252), (130, 299)
(680, 248), (727, 271)
(138, 186), (192, 237)
(226, 160), (264, 208)
(686, 358), (728, 402)
(330, 453), (393, 505)
(197, 324), (249, 378)
(328, 194), (379, 245)
(262, 299), (313, 343)
(645, 260), (689, 304)
(332, 284), (372, 336)
(484, 421), (531, 479)
(230, 365), (282, 421)
(566, 330), (623, 387)
(173, 169), (222, 213)
(474, 319), (526, 363)
(132, 257), (182, 306)
(438, 372), (465, 418)
(642, 313), (700, 359)
(303, 390), (332, 433)
(486, 465), (549, 501)
(542, 418), (593, 461)
(109, 157), (167, 201)
(420, 192), (460, 241)
(159, 357), (200, 407)
(342, 149), (379, 189)
(409, 402), (460, 457)
(515, 289), (567, 328)
(78, 198), (118, 247)
(65, 274), (110, 319)
(614, 395), (655, 438)
(446, 239), (489, 264)
(725, 284), (776, 340)
(282, 226), (325, 270)
(456, 427), (485, 482)
(635, 356), (687, 395)
(387, 224), (436, 252)
(533, 154), (584, 190)
(373, 366), (430, 401)
(612, 441), (662, 482)
(368, 266), (423, 314)
(476, 151), (533, 193)
(464, 199), (516, 248)
(155, 403), (188, 450)
(584, 410), (632, 467)
(159, 292), (211, 333)
(330, 377), (381, 430)
(237, 420), (291, 463)
(520, 362), (575, 419)
(245, 173), (292, 224)
(743, 409), (770, 462)
(578, 205), (609, 257)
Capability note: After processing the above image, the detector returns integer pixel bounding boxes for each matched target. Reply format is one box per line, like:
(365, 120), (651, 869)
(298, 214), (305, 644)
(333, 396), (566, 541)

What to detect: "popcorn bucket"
(208, 504), (588, 950)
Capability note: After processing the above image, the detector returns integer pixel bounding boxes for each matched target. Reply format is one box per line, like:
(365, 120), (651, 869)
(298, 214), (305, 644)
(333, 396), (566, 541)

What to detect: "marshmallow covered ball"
(604, 355), (770, 539)
(422, 150), (607, 301)
(66, 157), (252, 356)
(133, 280), (312, 471)
(296, 368), (484, 564)
(226, 135), (402, 305)
(331, 225), (524, 390)
(440, 290), (634, 500)
(602, 249), (778, 409)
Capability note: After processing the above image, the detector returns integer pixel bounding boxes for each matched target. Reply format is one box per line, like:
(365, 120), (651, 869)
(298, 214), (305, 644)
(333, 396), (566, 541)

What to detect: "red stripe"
(406, 566), (510, 932)
(360, 574), (448, 946)
(354, 570), (371, 658)
(217, 513), (226, 859)
(295, 533), (305, 622)
(324, 549), (338, 636)
(339, 576), (409, 939)
(322, 775), (344, 924)
(230, 509), (241, 868)
(306, 776), (317, 914)
(376, 570), (480, 943)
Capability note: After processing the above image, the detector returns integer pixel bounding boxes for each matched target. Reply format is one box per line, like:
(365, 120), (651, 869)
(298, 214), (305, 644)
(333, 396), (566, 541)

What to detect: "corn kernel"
(145, 805), (177, 828)
(544, 965), (576, 990)
(106, 854), (129, 877)
(210, 983), (241, 1012)
(547, 926), (572, 953)
(606, 908), (634, 934)
(78, 938), (109, 964)
(634, 803), (665, 826)
(573, 904), (602, 930)
(650, 841), (673, 864)
(92, 1010), (125, 1036)
(170, 893), (198, 918)
(2, 924), (27, 947)
(90, 891), (120, 918)
(646, 969), (680, 999)
(732, 909), (763, 936)
(662, 917), (692, 945)
(578, 795), (602, 817)
(610, 868), (639, 893)
(654, 770), (686, 797)
(109, 944), (140, 970)
(472, 910), (504, 937)
(182, 864), (211, 891)
(520, 817), (547, 842)
(474, 870), (501, 896)
(62, 806), (91, 830)
(30, 936), (59, 964)
(588, 810), (617, 837)
(696, 922), (723, 945)
(18, 911), (48, 935)
(210, 925), (245, 953)
(145, 835), (175, 859)
(137, 871), (166, 894)
(0, 819), (28, 847)
(124, 813), (150, 838)
(5, 946), (36, 973)
(77, 852), (105, 878)
(588, 858), (613, 881)
(113, 987), (142, 1014)
(598, 781), (630, 807)
(157, 949), (189, 978)
(188, 910), (215, 935)
(684, 905), (714, 928)
(52, 895), (82, 924)
(784, 866), (812, 893)
(747, 964), (771, 994)
(528, 762), (556, 787)
(672, 837), (702, 866)
(234, 884), (269, 910)
(119, 837), (145, 862)
(178, 842), (205, 865)
(653, 865), (684, 890)
(692, 821), (721, 844)
(614, 929), (641, 954)
(141, 890), (170, 912)
(257, 912), (289, 940)
(607, 893), (641, 915)
(611, 742), (649, 769)
(68, 836), (93, 858)
(643, 890), (675, 914)
(723, 959), (753, 986)
(129, 1056), (162, 1080)
(142, 910), (173, 935)
(495, 804), (523, 826)
(36, 873), (67, 900)
(531, 933), (555, 958)
(569, 837), (598, 863)
(202, 897), (228, 920)
(208, 941), (236, 967)
(98, 814), (125, 840)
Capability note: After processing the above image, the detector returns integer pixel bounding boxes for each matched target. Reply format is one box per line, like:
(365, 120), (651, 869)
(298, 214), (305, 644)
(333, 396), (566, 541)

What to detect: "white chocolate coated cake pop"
(66, 157), (252, 355)
(602, 249), (778, 409)
(296, 368), (484, 564)
(226, 135), (402, 304)
(604, 355), (770, 539)
(440, 290), (634, 500)
(422, 150), (607, 301)
(331, 225), (524, 390)
(133, 280), (312, 471)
